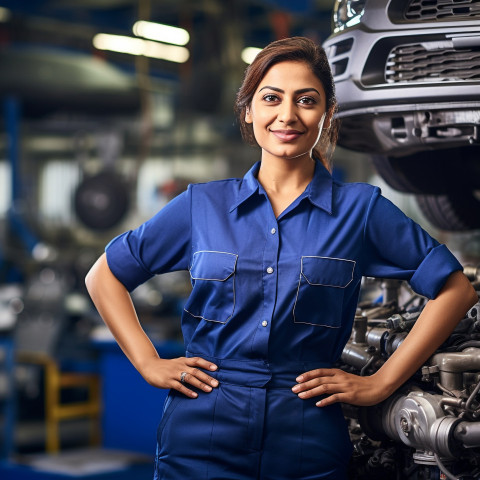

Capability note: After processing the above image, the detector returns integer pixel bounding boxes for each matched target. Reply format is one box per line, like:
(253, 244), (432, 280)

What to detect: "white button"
(270, 228), (276, 234)
(262, 320), (268, 327)
(266, 267), (274, 274)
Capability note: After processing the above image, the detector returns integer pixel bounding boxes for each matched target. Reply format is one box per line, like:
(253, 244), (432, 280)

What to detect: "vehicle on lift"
(323, 0), (480, 231)
(341, 271), (480, 480)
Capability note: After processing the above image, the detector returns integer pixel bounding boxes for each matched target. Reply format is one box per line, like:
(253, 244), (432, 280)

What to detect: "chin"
(261, 144), (313, 161)
(281, 151), (312, 161)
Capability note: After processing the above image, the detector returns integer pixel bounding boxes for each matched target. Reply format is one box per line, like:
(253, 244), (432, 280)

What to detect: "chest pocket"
(184, 251), (238, 323)
(293, 256), (355, 328)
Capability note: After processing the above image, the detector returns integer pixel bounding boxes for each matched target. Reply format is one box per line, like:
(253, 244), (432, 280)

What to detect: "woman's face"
(245, 60), (328, 164)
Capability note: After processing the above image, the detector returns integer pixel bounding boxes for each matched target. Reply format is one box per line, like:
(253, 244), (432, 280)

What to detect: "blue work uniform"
(106, 161), (462, 480)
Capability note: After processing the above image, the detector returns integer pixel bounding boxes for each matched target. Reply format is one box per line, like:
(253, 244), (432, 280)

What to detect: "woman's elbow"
(466, 280), (478, 309)
(85, 268), (95, 294)
(85, 253), (107, 295)
(438, 270), (477, 312)
(454, 270), (478, 309)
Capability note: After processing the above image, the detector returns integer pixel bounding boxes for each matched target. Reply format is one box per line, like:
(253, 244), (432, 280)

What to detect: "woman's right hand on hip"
(140, 356), (219, 398)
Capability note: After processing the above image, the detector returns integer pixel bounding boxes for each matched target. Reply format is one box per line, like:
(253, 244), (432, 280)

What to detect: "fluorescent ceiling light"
(93, 33), (189, 63)
(241, 47), (262, 65)
(133, 21), (190, 46)
(94, 34), (144, 56)
(0, 7), (11, 22)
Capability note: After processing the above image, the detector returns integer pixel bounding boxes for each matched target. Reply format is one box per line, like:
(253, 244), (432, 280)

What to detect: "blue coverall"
(106, 161), (462, 480)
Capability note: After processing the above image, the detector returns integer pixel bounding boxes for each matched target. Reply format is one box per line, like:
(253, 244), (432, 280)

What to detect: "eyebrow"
(258, 86), (321, 95)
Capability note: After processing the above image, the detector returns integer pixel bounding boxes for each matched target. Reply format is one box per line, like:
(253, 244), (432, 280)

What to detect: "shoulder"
(332, 179), (380, 207)
(187, 177), (243, 205)
(189, 177), (242, 192)
(333, 179), (378, 195)
(189, 177), (242, 195)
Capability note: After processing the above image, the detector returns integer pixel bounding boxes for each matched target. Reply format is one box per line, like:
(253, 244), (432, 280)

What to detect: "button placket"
(253, 212), (279, 357)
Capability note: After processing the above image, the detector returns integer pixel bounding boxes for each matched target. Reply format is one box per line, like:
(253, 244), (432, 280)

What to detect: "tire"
(371, 147), (480, 195)
(416, 191), (480, 231)
(74, 171), (130, 231)
(371, 154), (423, 193)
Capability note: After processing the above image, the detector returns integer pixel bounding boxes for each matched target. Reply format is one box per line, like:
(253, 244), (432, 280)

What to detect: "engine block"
(343, 268), (480, 479)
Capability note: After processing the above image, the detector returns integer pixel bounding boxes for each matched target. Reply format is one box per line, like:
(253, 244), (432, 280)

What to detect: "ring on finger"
(180, 371), (188, 384)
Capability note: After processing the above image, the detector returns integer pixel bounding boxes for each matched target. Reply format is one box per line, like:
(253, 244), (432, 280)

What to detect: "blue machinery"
(0, 96), (23, 461)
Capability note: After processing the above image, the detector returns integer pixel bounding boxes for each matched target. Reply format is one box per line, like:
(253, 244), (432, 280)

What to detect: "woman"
(85, 37), (477, 480)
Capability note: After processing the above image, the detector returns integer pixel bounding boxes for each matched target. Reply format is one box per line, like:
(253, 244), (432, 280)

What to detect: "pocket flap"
(190, 251), (238, 281)
(301, 256), (355, 288)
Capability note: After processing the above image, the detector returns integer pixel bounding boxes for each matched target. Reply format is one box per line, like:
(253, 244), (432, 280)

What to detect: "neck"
(257, 154), (315, 195)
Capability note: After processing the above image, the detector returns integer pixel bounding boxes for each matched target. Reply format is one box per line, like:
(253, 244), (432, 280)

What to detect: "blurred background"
(0, 1), (478, 479)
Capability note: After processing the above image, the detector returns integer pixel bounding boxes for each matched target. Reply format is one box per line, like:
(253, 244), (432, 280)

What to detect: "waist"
(185, 351), (332, 388)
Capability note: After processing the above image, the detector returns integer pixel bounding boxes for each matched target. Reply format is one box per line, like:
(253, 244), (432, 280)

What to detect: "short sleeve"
(362, 187), (462, 299)
(105, 186), (192, 292)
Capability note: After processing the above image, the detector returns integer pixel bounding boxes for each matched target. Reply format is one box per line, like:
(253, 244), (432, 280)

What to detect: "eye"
(262, 93), (280, 103)
(298, 96), (317, 106)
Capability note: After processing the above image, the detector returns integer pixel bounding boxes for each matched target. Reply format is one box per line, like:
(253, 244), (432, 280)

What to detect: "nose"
(277, 101), (297, 124)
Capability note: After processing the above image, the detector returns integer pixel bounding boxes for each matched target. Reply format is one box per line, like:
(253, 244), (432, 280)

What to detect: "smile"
(270, 129), (304, 141)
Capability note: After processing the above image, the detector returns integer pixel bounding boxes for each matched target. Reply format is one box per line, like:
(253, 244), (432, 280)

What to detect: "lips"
(270, 129), (304, 142)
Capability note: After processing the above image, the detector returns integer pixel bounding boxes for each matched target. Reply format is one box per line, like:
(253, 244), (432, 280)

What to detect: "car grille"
(325, 38), (353, 78)
(404, 0), (480, 21)
(385, 43), (480, 83)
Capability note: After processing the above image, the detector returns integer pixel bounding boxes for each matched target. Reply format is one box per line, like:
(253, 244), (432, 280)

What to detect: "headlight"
(333, 0), (366, 32)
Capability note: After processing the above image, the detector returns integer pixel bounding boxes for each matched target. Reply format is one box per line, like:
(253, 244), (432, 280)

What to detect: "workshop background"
(0, 1), (479, 479)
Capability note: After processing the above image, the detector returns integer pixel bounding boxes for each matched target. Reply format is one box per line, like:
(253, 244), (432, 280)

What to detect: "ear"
(245, 107), (253, 124)
(324, 107), (335, 130)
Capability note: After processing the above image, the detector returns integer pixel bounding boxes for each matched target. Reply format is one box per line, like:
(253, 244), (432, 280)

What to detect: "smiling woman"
(245, 62), (328, 167)
(85, 36), (476, 480)
(235, 36), (338, 173)
(242, 61), (330, 217)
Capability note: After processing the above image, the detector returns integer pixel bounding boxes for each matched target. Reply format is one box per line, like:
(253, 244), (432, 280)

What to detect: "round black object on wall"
(74, 171), (130, 231)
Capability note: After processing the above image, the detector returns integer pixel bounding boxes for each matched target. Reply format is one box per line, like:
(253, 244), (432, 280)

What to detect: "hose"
(454, 341), (480, 351)
(434, 453), (460, 480)
(466, 378), (480, 413)
(360, 355), (375, 376)
(437, 382), (456, 397)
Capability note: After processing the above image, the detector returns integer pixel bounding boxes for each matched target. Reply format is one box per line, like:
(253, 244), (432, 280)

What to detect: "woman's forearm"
(374, 270), (478, 396)
(85, 254), (219, 397)
(293, 270), (478, 407)
(85, 253), (160, 371)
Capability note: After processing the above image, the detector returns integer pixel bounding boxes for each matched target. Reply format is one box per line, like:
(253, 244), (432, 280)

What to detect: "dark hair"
(234, 36), (338, 171)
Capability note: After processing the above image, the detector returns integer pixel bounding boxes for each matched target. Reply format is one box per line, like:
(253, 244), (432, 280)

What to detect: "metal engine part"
(342, 271), (480, 480)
